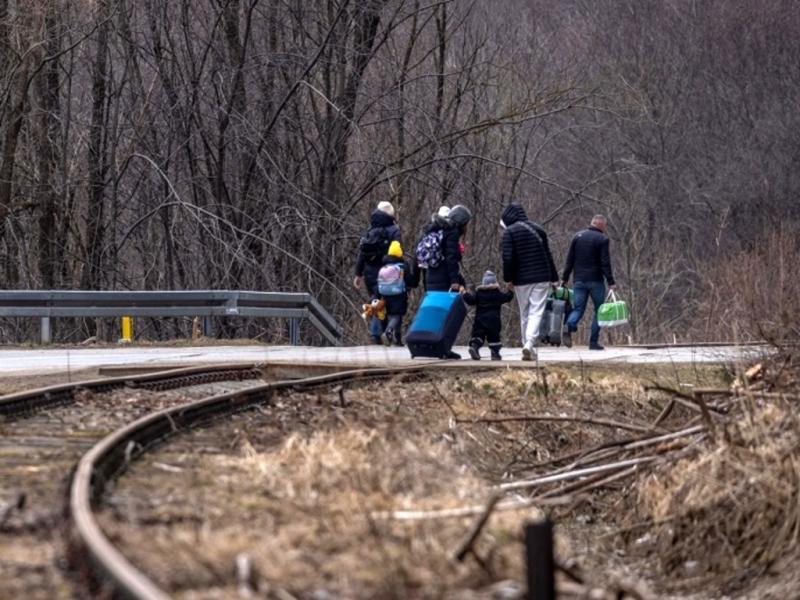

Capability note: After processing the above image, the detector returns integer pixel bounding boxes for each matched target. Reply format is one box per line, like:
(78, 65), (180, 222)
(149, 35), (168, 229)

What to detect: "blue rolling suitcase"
(407, 291), (467, 358)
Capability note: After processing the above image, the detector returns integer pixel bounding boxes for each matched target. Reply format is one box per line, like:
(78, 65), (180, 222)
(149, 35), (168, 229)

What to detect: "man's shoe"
(444, 350), (461, 360)
(393, 339), (404, 347)
(468, 346), (481, 360)
(490, 351), (502, 361)
(521, 344), (536, 361)
(589, 344), (605, 351)
(562, 331), (572, 348)
(383, 329), (394, 346)
(370, 335), (383, 345)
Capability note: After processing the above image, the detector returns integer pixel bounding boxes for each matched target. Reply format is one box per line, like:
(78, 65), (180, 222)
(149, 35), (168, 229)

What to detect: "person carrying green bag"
(560, 215), (617, 350)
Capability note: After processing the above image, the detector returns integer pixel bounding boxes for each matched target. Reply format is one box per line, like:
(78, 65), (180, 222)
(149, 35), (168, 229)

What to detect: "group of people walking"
(353, 199), (616, 360)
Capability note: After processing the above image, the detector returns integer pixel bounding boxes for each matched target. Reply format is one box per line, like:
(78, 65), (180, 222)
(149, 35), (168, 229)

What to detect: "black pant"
(470, 324), (501, 349)
(386, 314), (403, 342)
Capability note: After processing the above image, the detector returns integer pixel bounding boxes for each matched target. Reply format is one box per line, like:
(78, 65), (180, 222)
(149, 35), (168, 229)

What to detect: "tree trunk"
(35, 5), (62, 287)
(83, 0), (111, 289)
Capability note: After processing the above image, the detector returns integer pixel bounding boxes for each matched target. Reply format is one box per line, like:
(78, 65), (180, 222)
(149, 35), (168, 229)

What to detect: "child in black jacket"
(462, 270), (514, 360)
(377, 241), (419, 346)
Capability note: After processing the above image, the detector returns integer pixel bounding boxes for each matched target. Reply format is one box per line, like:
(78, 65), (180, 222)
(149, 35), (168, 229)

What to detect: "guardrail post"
(526, 519), (555, 600)
(202, 316), (214, 337)
(289, 318), (301, 345)
(40, 317), (52, 345)
(119, 316), (133, 343)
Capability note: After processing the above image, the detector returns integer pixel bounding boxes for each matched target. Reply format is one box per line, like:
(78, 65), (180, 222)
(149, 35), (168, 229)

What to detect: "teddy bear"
(361, 298), (386, 322)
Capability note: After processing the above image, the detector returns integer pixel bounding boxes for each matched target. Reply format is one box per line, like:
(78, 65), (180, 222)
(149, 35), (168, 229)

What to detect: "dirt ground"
(94, 358), (800, 599)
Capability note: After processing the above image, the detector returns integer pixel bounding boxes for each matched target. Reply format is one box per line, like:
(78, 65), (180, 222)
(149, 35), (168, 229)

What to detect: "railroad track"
(67, 364), (440, 599)
(0, 364), (268, 600)
(2, 357), (734, 598)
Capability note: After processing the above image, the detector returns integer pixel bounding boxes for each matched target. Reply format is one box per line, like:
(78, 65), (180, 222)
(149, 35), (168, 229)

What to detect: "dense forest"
(0, 0), (798, 343)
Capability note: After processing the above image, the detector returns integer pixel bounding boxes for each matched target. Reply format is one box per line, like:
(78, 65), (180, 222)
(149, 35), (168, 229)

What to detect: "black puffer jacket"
(561, 226), (615, 285)
(354, 210), (401, 293)
(377, 255), (419, 316)
(463, 285), (514, 335)
(422, 223), (463, 291)
(500, 203), (558, 285)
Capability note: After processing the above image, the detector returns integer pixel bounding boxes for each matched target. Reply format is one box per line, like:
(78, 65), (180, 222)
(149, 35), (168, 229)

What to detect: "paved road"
(0, 344), (766, 375)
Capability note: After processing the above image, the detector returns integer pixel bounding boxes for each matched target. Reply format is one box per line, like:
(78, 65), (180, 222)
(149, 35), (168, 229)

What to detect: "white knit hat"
(377, 201), (395, 217)
(437, 206), (451, 218)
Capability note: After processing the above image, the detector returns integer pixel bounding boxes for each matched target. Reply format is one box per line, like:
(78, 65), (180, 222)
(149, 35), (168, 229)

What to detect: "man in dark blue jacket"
(561, 215), (616, 350)
(353, 201), (401, 343)
(500, 202), (559, 360)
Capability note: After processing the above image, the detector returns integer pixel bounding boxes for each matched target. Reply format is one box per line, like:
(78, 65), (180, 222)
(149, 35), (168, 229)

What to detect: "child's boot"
(468, 338), (481, 360)
(489, 343), (502, 361)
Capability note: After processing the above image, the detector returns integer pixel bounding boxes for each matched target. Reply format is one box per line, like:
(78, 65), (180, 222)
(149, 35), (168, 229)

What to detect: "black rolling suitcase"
(407, 291), (466, 358)
(538, 288), (570, 346)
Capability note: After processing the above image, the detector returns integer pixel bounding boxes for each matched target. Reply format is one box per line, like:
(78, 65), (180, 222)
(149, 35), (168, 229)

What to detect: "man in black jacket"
(500, 202), (559, 361)
(353, 201), (401, 343)
(560, 215), (616, 350)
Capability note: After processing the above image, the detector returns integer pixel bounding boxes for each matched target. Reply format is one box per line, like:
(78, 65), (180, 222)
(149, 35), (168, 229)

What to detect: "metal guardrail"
(0, 290), (342, 345)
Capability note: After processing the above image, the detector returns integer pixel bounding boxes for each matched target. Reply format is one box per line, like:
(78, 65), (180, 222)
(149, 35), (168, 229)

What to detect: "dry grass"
(626, 353), (800, 595)
(101, 363), (765, 599)
(696, 228), (800, 342)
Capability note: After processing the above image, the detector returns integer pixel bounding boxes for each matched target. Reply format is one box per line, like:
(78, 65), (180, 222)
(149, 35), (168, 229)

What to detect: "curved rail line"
(0, 363), (271, 600)
(68, 365), (439, 599)
(0, 363), (264, 420)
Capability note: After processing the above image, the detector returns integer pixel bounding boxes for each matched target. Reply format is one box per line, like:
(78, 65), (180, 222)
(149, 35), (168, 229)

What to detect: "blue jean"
(370, 315), (385, 337)
(367, 284), (386, 337)
(566, 281), (606, 346)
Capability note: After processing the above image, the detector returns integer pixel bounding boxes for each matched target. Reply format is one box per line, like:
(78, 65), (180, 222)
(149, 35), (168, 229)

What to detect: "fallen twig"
(496, 457), (657, 492)
(371, 496), (569, 521)
(538, 464), (640, 499)
(540, 464), (641, 499)
(645, 384), (729, 434)
(457, 414), (659, 434)
(453, 494), (501, 562)
(694, 387), (800, 401)
(0, 493), (25, 528)
(518, 425), (705, 481)
(650, 398), (675, 429)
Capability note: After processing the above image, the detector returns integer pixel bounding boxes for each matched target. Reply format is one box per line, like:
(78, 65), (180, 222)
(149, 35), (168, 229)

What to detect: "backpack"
(378, 263), (406, 296)
(415, 230), (444, 269)
(359, 227), (391, 265)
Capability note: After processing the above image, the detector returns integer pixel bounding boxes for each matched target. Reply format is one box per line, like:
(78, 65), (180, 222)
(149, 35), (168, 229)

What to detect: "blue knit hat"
(482, 270), (498, 286)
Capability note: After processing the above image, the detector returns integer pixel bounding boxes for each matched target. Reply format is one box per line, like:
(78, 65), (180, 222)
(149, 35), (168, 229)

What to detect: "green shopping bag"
(597, 290), (629, 328)
(553, 286), (574, 304)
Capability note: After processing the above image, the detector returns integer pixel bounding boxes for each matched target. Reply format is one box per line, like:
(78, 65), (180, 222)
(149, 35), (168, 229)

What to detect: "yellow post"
(120, 316), (133, 343)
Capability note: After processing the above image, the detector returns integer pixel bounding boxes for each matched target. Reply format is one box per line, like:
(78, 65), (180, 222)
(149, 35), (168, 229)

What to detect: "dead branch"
(0, 493), (25, 528)
(453, 494), (500, 562)
(371, 497), (569, 522)
(456, 414), (659, 434)
(496, 457), (657, 492)
(650, 398), (675, 429)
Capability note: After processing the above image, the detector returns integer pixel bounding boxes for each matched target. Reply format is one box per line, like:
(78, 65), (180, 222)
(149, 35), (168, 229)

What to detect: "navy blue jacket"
(500, 203), (558, 285)
(561, 226), (615, 285)
(354, 210), (401, 293)
(463, 285), (514, 336)
(377, 255), (419, 316)
(422, 223), (464, 291)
